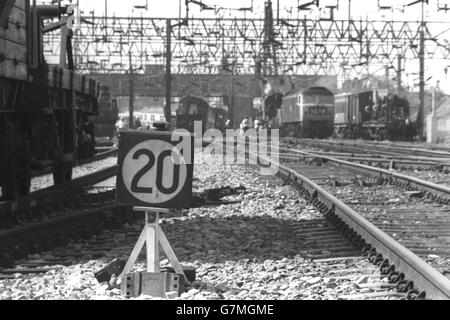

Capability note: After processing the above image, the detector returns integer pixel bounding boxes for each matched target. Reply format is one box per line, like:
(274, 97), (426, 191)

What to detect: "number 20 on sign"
(117, 131), (194, 209)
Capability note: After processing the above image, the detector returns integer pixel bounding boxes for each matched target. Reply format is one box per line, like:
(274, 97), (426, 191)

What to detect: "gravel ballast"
(0, 153), (390, 300)
(30, 157), (118, 192)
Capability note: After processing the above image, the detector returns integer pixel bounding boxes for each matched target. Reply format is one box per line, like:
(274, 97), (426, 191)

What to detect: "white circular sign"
(122, 140), (188, 204)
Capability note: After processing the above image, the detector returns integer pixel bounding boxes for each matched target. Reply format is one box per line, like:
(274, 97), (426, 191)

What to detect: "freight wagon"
(0, 1), (100, 200)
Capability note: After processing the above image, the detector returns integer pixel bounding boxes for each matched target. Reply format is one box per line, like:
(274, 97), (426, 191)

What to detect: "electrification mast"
(261, 0), (280, 121)
(263, 0), (279, 78)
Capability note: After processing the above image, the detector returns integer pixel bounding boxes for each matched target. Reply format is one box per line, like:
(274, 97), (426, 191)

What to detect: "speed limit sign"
(117, 131), (194, 209)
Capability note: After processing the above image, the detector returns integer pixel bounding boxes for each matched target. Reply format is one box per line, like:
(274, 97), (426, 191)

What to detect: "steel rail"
(331, 139), (450, 153)
(76, 148), (118, 166)
(257, 153), (450, 300)
(281, 148), (450, 200)
(0, 166), (118, 215)
(282, 146), (450, 162)
(277, 150), (450, 170)
(295, 139), (450, 159)
(30, 148), (118, 178)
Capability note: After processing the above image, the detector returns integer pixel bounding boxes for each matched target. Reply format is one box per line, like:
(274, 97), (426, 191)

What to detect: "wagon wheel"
(345, 127), (353, 139)
(294, 124), (303, 138)
(52, 161), (73, 185)
(379, 128), (390, 141)
(280, 125), (287, 137)
(1, 173), (31, 200)
(0, 119), (31, 200)
(332, 127), (339, 138)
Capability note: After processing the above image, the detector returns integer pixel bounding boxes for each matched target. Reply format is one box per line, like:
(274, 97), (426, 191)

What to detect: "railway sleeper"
(0, 248), (14, 268)
(0, 205), (132, 268)
(346, 164), (450, 204)
(0, 217), (15, 230)
(1, 192), (119, 233)
(295, 182), (428, 300)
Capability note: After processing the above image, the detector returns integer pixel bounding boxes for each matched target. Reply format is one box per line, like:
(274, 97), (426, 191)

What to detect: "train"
(176, 95), (228, 133)
(175, 87), (414, 142)
(0, 1), (100, 200)
(264, 86), (415, 141)
(277, 87), (335, 139)
(335, 91), (414, 141)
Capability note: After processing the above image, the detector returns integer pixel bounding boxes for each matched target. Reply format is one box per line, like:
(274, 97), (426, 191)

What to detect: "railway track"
(277, 150), (450, 172)
(288, 138), (450, 162)
(0, 165), (124, 268)
(0, 151), (418, 300)
(77, 148), (118, 167)
(282, 139), (450, 176)
(1, 166), (118, 216)
(259, 146), (450, 300)
(341, 139), (450, 153)
(30, 148), (118, 178)
(3, 140), (450, 300)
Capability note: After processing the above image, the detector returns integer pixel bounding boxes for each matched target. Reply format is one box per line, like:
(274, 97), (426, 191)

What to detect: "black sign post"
(116, 130), (194, 298)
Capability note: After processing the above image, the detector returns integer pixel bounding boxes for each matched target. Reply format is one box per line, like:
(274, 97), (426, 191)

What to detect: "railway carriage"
(0, 1), (100, 200)
(279, 87), (335, 138)
(335, 91), (373, 138)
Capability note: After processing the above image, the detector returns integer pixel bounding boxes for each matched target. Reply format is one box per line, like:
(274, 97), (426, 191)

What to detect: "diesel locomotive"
(278, 87), (335, 138)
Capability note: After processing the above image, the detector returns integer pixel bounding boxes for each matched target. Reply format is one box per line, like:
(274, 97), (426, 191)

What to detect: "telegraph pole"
(104, 0), (108, 40)
(385, 65), (391, 94)
(165, 19), (172, 126)
(261, 0), (278, 122)
(277, 0), (280, 24)
(231, 71), (235, 127)
(432, 85), (437, 117)
(129, 52), (135, 129)
(397, 55), (403, 95)
(348, 0), (352, 21)
(418, 0), (426, 139)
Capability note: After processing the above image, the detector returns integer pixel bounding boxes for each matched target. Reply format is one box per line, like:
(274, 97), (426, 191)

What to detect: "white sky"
(73, 0), (450, 21)
(60, 0), (450, 92)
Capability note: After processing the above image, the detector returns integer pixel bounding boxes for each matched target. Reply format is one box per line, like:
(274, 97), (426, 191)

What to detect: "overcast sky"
(72, 0), (450, 21)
